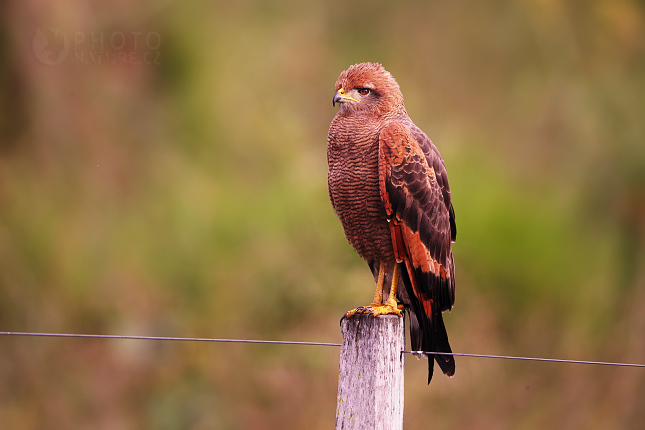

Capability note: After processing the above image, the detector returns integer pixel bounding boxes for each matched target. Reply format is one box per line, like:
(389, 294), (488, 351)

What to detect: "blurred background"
(1, 0), (644, 428)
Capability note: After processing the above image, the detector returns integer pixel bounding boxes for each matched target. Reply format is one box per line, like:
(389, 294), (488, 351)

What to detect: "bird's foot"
(344, 301), (404, 319)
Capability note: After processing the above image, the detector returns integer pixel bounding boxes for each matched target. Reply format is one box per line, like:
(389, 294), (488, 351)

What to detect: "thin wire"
(403, 350), (645, 368)
(1, 331), (643, 368)
(0, 332), (341, 347)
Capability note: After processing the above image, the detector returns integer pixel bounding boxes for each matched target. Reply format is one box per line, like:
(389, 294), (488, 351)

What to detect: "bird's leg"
(387, 264), (405, 311)
(345, 262), (385, 319)
(371, 263), (386, 307)
(368, 263), (404, 317)
(345, 262), (403, 319)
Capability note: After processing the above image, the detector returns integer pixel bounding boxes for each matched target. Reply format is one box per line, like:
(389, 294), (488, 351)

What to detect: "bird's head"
(332, 63), (404, 116)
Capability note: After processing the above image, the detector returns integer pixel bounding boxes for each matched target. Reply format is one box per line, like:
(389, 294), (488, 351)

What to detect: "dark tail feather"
(407, 307), (437, 384)
(422, 311), (454, 384)
(430, 310), (455, 378)
(398, 262), (455, 383)
(407, 307), (423, 352)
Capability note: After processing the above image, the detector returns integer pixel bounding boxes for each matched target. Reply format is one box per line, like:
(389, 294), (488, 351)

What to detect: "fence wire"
(1, 331), (644, 368)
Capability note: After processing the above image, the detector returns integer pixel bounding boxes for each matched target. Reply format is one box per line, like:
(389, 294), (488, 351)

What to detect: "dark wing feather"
(379, 122), (456, 380)
(379, 122), (455, 311)
(410, 126), (456, 243)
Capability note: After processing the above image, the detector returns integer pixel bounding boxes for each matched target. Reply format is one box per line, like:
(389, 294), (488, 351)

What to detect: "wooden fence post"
(335, 313), (405, 430)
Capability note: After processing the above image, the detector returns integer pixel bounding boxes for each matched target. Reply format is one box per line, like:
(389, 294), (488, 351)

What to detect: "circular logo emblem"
(32, 28), (69, 65)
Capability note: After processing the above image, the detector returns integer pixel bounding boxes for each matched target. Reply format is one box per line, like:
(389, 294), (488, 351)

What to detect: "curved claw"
(344, 303), (403, 320)
(368, 303), (403, 317)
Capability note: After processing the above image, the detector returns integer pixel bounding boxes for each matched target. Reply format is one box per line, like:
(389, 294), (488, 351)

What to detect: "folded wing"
(378, 122), (456, 380)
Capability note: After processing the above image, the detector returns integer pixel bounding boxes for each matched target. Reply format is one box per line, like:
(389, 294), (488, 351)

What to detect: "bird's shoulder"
(382, 120), (451, 190)
(378, 120), (439, 166)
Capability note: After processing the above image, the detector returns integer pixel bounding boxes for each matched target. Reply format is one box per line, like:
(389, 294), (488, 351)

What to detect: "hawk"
(327, 63), (456, 383)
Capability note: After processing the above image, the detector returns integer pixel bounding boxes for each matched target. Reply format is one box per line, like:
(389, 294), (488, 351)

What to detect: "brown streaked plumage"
(327, 62), (456, 383)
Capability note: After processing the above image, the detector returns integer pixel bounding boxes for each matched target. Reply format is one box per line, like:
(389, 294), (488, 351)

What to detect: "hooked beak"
(332, 88), (359, 107)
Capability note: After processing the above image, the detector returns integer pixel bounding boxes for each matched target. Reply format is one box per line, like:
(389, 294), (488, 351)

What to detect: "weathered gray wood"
(335, 313), (405, 430)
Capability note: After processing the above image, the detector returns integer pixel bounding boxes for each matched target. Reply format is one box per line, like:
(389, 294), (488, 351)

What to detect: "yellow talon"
(368, 302), (403, 317)
(344, 263), (404, 319)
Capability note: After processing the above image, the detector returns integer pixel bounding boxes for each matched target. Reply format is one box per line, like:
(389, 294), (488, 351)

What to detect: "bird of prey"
(327, 63), (456, 383)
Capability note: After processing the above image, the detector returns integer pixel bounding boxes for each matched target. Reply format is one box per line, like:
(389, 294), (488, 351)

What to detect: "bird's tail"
(399, 262), (455, 384)
(427, 309), (455, 382)
(408, 306), (454, 384)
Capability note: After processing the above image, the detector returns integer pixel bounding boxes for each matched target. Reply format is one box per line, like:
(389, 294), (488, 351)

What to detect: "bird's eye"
(358, 88), (370, 96)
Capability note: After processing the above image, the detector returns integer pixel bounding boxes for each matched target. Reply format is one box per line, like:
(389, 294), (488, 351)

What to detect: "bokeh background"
(1, 0), (644, 429)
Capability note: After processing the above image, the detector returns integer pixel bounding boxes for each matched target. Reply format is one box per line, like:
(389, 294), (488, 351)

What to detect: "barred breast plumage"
(327, 114), (394, 265)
